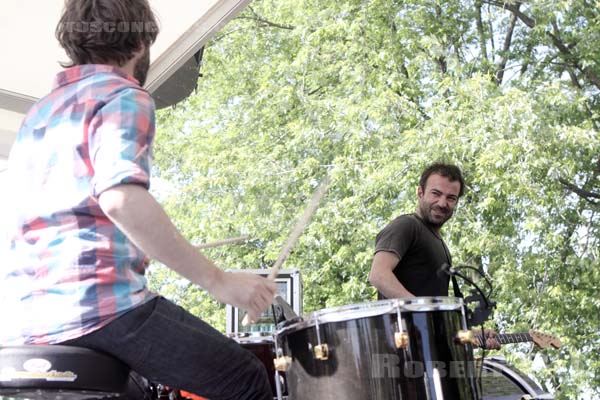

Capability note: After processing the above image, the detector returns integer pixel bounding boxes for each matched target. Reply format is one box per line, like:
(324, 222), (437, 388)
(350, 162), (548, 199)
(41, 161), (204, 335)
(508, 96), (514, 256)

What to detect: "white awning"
(0, 0), (252, 160)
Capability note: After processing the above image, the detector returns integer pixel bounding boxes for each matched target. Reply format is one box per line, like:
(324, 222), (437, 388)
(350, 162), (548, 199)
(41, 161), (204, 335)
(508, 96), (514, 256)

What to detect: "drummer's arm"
(369, 251), (416, 299)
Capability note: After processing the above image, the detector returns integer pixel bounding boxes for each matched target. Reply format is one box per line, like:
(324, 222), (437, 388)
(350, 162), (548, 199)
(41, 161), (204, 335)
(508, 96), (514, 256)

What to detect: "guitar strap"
(452, 275), (463, 299)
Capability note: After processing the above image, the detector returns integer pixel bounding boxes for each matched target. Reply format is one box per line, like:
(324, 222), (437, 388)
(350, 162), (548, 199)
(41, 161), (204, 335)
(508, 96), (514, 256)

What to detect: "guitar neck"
(475, 332), (532, 346)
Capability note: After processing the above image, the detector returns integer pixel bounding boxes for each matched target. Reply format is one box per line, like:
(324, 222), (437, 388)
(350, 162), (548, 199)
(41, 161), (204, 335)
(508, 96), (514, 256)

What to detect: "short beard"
(419, 203), (451, 229)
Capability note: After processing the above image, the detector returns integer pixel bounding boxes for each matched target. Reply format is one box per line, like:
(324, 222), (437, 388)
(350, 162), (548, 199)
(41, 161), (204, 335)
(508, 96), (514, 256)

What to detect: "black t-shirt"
(374, 213), (451, 298)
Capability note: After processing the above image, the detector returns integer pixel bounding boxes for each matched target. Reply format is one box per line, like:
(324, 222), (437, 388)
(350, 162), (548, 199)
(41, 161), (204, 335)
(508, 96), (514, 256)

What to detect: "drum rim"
(480, 358), (551, 397)
(276, 296), (464, 336)
(226, 331), (274, 344)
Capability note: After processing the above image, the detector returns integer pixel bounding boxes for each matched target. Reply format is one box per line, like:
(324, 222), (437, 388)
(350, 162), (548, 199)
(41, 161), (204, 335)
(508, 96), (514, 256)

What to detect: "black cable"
(452, 269), (492, 308)
(452, 264), (493, 294)
(477, 325), (486, 397)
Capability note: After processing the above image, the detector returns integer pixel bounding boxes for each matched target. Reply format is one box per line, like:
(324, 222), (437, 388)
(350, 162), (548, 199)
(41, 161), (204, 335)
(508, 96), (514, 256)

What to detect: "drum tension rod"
(273, 355), (292, 372)
(395, 305), (409, 349)
(313, 318), (329, 360)
(456, 302), (476, 345)
(313, 343), (329, 360)
(273, 337), (292, 372)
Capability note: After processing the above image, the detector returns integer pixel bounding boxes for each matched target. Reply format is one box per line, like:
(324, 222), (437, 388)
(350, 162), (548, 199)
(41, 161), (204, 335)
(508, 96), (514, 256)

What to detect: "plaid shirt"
(0, 65), (157, 345)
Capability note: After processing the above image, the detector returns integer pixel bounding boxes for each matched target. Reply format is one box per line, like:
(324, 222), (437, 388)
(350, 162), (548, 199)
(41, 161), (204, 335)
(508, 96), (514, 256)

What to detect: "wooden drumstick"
(242, 172), (331, 326)
(195, 235), (251, 250)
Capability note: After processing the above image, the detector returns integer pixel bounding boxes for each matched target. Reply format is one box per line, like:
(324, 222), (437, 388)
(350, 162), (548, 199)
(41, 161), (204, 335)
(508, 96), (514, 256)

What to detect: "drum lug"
(273, 356), (292, 372)
(313, 344), (329, 360)
(456, 329), (477, 345)
(394, 331), (409, 349)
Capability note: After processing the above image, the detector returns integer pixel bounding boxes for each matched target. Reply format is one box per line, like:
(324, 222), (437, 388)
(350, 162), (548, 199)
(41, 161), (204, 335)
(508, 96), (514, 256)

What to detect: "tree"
(150, 1), (599, 397)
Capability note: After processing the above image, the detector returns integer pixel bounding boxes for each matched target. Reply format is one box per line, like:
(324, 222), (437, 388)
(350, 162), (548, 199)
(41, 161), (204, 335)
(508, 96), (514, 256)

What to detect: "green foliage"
(150, 0), (599, 397)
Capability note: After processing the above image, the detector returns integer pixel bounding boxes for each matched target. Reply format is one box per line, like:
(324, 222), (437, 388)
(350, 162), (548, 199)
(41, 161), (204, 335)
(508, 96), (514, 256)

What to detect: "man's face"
(133, 46), (150, 87)
(417, 173), (461, 228)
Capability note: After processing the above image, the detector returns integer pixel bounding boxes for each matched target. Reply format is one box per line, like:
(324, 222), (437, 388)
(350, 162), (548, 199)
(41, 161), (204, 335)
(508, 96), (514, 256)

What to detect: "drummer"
(369, 162), (499, 349)
(0, 1), (275, 399)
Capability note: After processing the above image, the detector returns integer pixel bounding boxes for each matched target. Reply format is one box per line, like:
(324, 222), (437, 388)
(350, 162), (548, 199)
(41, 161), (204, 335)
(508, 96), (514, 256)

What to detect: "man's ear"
(417, 186), (423, 199)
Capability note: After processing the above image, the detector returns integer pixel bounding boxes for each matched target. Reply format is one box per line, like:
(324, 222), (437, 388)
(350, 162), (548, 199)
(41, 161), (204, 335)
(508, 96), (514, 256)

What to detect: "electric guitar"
(474, 329), (562, 349)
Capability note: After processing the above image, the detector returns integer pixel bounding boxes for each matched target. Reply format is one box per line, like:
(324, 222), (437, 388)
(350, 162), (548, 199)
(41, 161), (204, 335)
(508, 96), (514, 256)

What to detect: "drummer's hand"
(482, 329), (501, 350)
(211, 271), (276, 323)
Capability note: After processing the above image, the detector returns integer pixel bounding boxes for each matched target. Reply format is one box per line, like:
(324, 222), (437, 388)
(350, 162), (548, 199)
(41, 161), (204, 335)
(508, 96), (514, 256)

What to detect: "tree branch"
(483, 1), (535, 28)
(546, 31), (600, 89)
(495, 10), (518, 85)
(237, 7), (295, 30)
(475, 0), (489, 62)
(484, 0), (600, 90)
(558, 177), (600, 206)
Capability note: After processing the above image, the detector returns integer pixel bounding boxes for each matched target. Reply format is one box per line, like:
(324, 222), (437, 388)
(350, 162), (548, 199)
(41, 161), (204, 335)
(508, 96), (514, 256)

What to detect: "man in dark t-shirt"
(369, 163), (464, 299)
(369, 162), (501, 349)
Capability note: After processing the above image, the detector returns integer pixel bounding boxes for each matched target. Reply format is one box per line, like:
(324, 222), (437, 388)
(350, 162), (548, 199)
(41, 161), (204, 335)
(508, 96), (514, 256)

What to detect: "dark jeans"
(61, 297), (272, 400)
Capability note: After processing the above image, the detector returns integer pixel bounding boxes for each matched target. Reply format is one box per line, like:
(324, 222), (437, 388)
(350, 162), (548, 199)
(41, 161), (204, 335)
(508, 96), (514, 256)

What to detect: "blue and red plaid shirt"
(0, 65), (157, 345)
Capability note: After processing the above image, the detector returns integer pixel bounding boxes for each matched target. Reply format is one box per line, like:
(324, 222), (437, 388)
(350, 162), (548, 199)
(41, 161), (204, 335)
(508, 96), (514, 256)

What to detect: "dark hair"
(419, 162), (465, 197)
(56, 0), (159, 67)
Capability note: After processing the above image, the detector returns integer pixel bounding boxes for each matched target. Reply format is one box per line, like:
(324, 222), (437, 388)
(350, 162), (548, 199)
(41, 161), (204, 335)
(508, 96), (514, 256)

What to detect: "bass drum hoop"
(278, 296), (464, 335)
(481, 358), (554, 399)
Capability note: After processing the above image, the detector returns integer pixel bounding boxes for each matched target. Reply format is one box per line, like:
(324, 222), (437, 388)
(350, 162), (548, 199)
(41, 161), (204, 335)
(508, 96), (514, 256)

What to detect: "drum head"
(278, 296), (464, 334)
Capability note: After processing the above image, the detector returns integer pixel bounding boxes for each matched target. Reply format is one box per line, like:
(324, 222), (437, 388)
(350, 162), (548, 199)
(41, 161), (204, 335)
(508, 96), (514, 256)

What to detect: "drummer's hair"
(419, 162), (465, 197)
(56, 0), (159, 67)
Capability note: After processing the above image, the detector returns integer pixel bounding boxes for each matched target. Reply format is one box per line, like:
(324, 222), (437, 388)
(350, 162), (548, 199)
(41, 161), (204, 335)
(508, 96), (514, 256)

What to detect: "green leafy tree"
(150, 1), (599, 397)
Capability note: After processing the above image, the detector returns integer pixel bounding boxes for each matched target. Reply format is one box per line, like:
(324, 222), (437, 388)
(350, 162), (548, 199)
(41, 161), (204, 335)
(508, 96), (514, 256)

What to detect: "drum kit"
(223, 295), (556, 400)
(0, 295), (558, 400)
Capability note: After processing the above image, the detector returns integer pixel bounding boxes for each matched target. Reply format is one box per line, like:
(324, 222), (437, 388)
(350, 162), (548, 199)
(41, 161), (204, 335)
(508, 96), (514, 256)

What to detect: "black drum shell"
(277, 300), (479, 400)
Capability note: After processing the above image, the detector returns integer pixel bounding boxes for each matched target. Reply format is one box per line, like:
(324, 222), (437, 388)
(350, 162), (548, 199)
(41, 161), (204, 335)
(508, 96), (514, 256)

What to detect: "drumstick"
(195, 235), (251, 249)
(242, 172), (332, 325)
(267, 174), (331, 279)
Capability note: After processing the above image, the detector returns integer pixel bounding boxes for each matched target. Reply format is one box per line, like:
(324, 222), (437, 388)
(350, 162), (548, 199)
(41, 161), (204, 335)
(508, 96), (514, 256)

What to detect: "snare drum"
(275, 297), (479, 400)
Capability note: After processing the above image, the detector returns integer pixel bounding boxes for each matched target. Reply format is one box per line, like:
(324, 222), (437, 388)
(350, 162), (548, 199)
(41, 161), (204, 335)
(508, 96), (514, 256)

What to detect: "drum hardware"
(394, 304), (409, 349)
(273, 332), (290, 373)
(272, 296), (299, 370)
(273, 345), (288, 399)
(311, 316), (329, 361)
(394, 332), (410, 349)
(273, 355), (292, 372)
(313, 344), (329, 360)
